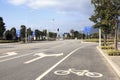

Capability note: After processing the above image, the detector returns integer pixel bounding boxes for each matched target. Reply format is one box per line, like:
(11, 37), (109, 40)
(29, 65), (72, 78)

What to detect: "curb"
(80, 40), (97, 43)
(97, 46), (120, 78)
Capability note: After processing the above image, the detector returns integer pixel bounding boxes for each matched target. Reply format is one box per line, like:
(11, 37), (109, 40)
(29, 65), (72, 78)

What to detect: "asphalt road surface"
(0, 40), (119, 80)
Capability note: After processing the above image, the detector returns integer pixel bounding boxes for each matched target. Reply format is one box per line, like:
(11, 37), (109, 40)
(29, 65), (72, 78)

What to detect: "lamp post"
(99, 28), (101, 47)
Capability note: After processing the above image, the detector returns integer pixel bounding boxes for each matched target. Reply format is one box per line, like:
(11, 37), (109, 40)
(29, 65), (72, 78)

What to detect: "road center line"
(35, 46), (84, 80)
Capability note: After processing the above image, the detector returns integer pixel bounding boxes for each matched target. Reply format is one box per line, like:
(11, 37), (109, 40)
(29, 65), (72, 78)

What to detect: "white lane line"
(35, 46), (83, 80)
(0, 49), (47, 63)
(0, 52), (17, 58)
(24, 53), (63, 64)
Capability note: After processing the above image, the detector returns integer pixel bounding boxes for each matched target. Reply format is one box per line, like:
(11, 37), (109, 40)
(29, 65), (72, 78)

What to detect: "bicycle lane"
(40, 43), (120, 80)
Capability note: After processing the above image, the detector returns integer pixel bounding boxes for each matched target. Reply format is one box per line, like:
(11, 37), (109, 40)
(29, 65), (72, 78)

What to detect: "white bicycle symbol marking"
(54, 68), (103, 78)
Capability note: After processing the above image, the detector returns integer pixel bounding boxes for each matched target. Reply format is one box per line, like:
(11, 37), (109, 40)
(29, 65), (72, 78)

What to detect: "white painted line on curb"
(97, 46), (120, 78)
(0, 52), (17, 58)
(35, 46), (83, 80)
(24, 53), (63, 64)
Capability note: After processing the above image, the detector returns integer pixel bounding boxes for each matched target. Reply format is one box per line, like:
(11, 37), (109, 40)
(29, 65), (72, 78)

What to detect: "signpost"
(32, 31), (36, 40)
(84, 27), (91, 39)
(16, 30), (20, 41)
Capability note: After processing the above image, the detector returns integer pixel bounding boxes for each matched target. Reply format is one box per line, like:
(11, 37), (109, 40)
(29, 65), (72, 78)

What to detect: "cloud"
(7, 0), (94, 15)
(6, 0), (94, 32)
(7, 0), (27, 5)
(27, 0), (59, 9)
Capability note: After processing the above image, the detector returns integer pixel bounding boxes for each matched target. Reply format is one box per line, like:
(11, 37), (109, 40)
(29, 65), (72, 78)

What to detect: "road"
(0, 40), (119, 80)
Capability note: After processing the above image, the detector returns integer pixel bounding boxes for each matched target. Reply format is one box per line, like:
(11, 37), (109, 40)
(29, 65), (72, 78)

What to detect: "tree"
(70, 29), (74, 39)
(0, 17), (6, 39)
(90, 0), (111, 45)
(5, 30), (12, 40)
(20, 25), (26, 42)
(90, 0), (120, 48)
(63, 33), (71, 39)
(27, 28), (33, 41)
(49, 32), (57, 38)
(10, 27), (16, 40)
(111, 0), (120, 50)
(35, 29), (39, 40)
(35, 29), (43, 40)
(90, 33), (99, 38)
(43, 29), (47, 37)
(74, 31), (80, 39)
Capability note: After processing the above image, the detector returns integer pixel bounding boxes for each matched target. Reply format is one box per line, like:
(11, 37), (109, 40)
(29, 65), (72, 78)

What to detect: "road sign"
(32, 31), (35, 37)
(84, 26), (91, 35)
(16, 30), (20, 37)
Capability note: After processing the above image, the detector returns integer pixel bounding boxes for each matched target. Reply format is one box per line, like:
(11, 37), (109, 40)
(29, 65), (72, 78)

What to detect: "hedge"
(107, 50), (120, 56)
(101, 46), (114, 49)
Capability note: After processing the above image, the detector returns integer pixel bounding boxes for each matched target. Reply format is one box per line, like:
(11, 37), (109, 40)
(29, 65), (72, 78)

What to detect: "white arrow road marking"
(24, 53), (63, 64)
(0, 52), (17, 59)
(0, 49), (48, 63)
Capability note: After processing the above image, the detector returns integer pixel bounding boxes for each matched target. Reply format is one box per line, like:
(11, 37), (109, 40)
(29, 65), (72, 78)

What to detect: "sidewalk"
(97, 46), (120, 78)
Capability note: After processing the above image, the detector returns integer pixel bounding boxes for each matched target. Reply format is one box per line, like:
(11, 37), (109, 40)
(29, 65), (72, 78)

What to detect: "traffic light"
(57, 28), (59, 32)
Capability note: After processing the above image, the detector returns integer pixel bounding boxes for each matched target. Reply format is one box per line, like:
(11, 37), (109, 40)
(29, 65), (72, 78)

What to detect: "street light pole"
(99, 28), (101, 47)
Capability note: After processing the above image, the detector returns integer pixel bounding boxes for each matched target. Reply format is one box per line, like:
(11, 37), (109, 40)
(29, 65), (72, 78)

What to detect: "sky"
(0, 0), (94, 33)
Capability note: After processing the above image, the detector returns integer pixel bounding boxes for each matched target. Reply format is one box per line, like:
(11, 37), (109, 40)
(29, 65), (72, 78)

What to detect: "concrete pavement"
(97, 46), (120, 78)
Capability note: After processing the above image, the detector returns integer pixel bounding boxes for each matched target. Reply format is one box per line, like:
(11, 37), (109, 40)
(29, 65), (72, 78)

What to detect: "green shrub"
(107, 50), (120, 56)
(0, 40), (17, 43)
(107, 39), (114, 42)
(84, 39), (99, 42)
(101, 46), (114, 49)
(101, 42), (114, 46)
